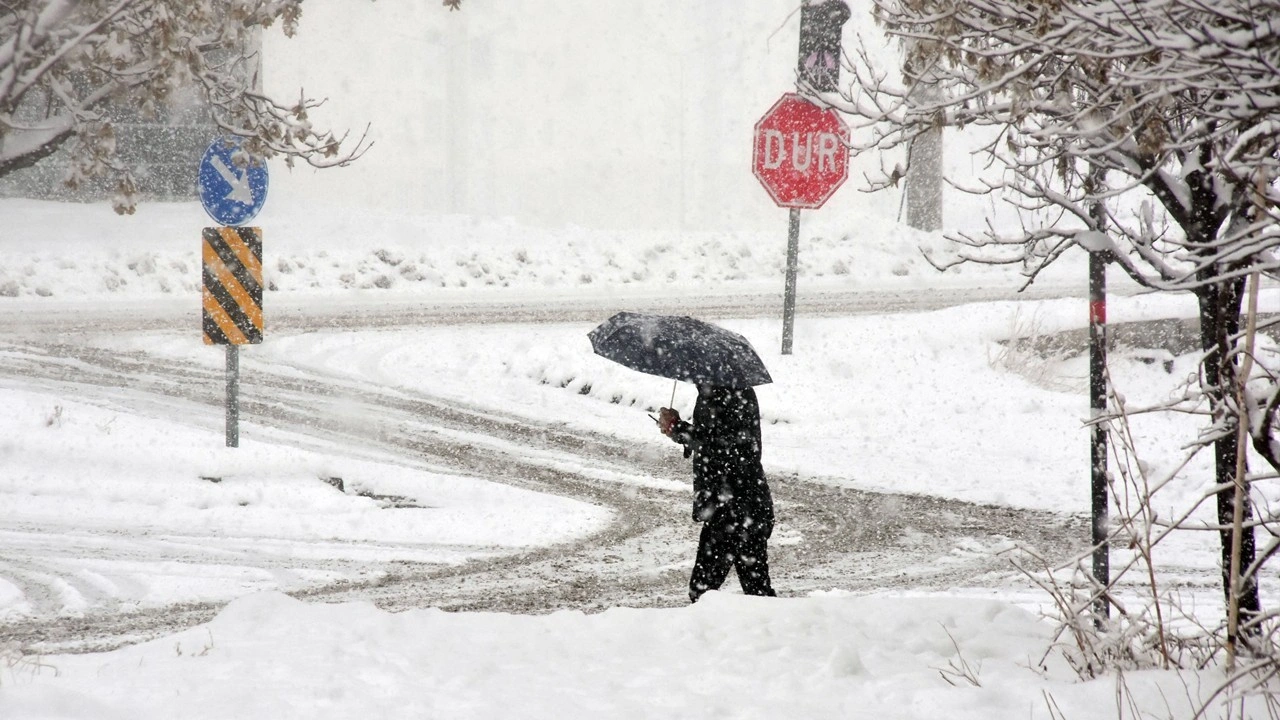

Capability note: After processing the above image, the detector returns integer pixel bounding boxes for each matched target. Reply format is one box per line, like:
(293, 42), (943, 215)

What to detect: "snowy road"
(0, 291), (1091, 653)
(0, 281), (1093, 337)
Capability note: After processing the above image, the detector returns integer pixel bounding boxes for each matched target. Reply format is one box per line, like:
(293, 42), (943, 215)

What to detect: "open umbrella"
(588, 312), (772, 388)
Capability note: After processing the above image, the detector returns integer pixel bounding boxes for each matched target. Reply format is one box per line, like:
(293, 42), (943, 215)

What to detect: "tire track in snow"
(0, 322), (1089, 653)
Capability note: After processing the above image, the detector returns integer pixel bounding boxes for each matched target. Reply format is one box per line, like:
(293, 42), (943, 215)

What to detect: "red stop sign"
(752, 93), (849, 209)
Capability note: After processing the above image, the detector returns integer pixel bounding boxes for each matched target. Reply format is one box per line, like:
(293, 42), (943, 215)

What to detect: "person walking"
(657, 384), (777, 602)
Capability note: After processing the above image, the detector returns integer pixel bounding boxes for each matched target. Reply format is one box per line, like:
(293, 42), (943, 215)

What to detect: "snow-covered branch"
(0, 0), (464, 212)
(844, 0), (1280, 289)
(845, 0), (1280, 643)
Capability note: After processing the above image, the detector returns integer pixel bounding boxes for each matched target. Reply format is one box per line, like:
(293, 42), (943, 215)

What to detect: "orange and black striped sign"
(202, 226), (263, 345)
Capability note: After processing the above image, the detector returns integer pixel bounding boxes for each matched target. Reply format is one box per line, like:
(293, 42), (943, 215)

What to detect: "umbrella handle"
(670, 380), (676, 409)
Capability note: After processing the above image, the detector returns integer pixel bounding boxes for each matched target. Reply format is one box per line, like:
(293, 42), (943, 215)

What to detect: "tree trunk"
(905, 126), (943, 231)
(1198, 278), (1261, 627)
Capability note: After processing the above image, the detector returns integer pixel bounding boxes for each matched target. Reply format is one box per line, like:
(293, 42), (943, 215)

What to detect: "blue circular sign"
(198, 136), (269, 226)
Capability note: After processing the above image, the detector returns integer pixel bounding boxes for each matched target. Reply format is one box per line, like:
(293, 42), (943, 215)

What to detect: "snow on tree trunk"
(905, 125), (942, 231)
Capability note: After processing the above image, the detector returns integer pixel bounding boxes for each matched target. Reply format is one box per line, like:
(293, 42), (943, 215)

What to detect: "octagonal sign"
(752, 93), (849, 209)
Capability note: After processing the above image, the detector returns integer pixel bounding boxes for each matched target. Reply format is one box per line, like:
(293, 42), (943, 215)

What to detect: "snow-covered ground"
(2, 0), (1277, 716)
(2, 196), (1274, 718)
(0, 382), (612, 615)
(0, 591), (1225, 720)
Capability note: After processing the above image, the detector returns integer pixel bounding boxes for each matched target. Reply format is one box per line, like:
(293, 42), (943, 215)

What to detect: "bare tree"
(838, 0), (1280, 627)
(0, 0), (464, 212)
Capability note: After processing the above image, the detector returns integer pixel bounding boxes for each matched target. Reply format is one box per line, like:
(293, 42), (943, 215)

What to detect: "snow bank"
(0, 199), (1048, 300)
(0, 591), (1249, 720)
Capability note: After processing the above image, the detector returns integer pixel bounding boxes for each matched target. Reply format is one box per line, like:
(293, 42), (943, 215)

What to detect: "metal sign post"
(752, 2), (850, 355)
(782, 209), (802, 354)
(198, 136), (268, 448)
(751, 94), (849, 355)
(226, 345), (240, 447)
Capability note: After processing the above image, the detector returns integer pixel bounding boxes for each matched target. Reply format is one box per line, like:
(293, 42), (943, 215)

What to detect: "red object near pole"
(1089, 299), (1106, 325)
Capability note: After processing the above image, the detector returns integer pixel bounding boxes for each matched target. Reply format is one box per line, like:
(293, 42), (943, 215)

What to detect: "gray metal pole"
(226, 344), (240, 448)
(781, 207), (801, 355)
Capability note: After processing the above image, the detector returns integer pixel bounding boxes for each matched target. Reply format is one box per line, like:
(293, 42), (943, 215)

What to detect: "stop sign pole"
(752, 93), (850, 354)
(752, 1), (851, 354)
(782, 207), (802, 355)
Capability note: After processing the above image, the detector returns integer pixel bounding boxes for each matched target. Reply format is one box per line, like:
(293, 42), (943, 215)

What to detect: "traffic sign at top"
(198, 136), (269, 226)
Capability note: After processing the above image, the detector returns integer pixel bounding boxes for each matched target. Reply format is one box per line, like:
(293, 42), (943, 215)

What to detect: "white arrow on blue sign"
(198, 137), (269, 226)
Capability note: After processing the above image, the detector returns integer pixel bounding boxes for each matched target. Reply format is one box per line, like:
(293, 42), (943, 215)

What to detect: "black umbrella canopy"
(588, 312), (772, 388)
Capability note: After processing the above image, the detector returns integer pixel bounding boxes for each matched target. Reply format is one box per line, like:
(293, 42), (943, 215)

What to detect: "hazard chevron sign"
(202, 226), (263, 345)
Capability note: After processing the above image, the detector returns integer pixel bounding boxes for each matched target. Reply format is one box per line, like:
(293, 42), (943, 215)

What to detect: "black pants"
(689, 512), (776, 602)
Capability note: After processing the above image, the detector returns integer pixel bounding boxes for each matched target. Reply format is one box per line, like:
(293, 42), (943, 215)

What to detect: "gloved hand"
(657, 407), (681, 436)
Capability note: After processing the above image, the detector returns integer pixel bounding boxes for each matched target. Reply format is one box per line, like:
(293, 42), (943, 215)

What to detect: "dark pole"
(1088, 183), (1109, 620)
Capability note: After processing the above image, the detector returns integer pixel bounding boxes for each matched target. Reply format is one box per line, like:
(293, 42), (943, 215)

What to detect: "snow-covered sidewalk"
(4, 590), (1246, 720)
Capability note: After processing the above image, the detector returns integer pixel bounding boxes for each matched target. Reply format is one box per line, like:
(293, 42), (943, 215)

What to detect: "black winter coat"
(669, 386), (774, 529)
